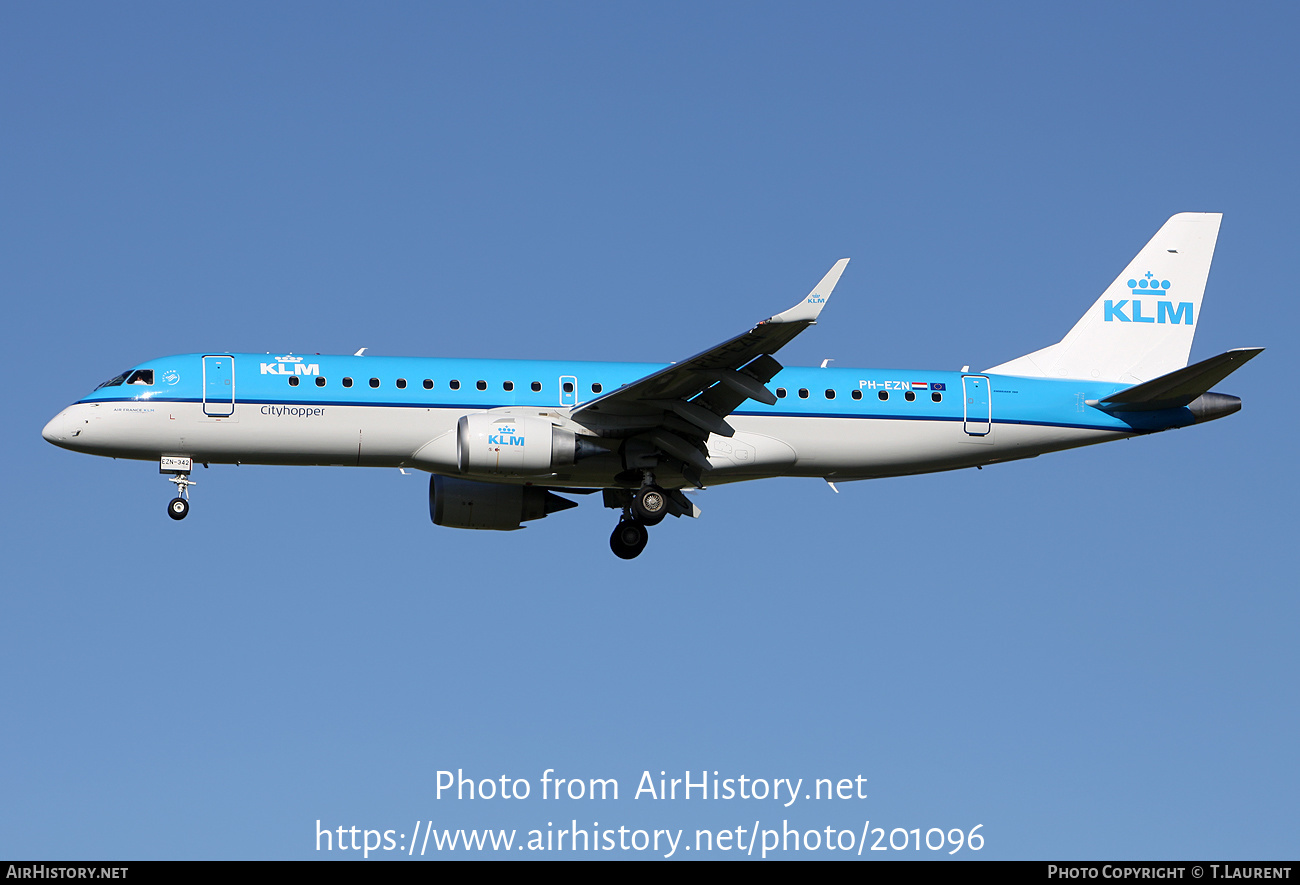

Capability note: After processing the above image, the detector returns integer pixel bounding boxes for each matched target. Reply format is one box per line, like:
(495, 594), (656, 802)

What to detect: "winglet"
(765, 259), (849, 324)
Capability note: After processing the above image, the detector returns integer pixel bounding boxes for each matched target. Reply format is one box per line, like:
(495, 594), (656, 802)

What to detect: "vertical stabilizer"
(986, 213), (1222, 383)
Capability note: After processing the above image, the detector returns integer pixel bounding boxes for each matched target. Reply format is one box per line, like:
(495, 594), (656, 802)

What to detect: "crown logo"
(275, 355), (304, 363)
(1127, 271), (1170, 295)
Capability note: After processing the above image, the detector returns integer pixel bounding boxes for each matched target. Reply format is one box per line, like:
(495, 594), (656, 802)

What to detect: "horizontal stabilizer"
(1092, 347), (1263, 411)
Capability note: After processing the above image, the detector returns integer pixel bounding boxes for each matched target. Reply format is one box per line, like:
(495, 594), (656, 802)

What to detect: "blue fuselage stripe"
(75, 353), (1196, 435)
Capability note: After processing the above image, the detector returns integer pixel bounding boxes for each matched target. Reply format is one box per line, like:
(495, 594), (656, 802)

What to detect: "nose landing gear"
(166, 473), (195, 520)
(160, 457), (196, 520)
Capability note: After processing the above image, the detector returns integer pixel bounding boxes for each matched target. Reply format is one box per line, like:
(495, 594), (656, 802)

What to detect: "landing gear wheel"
(631, 486), (668, 526)
(610, 519), (649, 560)
(164, 470), (195, 521)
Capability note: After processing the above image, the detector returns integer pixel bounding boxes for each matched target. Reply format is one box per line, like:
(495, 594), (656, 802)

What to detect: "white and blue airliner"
(43, 213), (1260, 558)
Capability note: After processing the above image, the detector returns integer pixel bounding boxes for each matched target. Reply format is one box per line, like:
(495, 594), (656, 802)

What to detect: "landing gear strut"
(166, 472), (195, 520)
(608, 471), (668, 558)
(610, 517), (649, 560)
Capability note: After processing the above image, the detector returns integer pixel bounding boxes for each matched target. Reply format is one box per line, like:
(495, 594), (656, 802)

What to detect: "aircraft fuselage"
(43, 352), (1220, 487)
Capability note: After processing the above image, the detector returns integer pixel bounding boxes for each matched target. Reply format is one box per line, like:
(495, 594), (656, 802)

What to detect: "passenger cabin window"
(342, 377), (353, 388)
(316, 377), (327, 387)
(905, 390), (915, 402)
(423, 379), (433, 389)
(126, 370), (154, 385)
(450, 380), (460, 390)
(591, 382), (603, 393)
(851, 389), (862, 400)
(798, 388), (809, 399)
(825, 389), (835, 399)
(503, 381), (514, 391)
(288, 376), (299, 387)
(932, 391), (943, 403)
(776, 387), (787, 398)
(396, 378), (407, 389)
(369, 378), (380, 388)
(563, 381), (574, 394)
(476, 380), (487, 391)
(878, 390), (888, 401)
(531, 382), (542, 392)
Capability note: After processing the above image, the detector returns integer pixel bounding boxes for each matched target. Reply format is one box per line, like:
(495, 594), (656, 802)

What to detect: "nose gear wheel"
(165, 472), (195, 520)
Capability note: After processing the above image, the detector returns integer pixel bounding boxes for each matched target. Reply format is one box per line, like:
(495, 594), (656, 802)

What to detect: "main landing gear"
(630, 484), (668, 525)
(610, 518), (649, 560)
(608, 474), (669, 559)
(166, 472), (195, 521)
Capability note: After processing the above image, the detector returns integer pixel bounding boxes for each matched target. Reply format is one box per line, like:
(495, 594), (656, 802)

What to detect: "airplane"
(42, 213), (1261, 559)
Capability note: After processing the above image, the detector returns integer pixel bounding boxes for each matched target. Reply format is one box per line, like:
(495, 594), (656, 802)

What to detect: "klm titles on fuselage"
(1104, 273), (1193, 325)
(260, 355), (320, 376)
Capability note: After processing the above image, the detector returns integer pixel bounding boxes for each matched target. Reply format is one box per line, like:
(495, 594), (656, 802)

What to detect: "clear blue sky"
(3, 1), (1296, 860)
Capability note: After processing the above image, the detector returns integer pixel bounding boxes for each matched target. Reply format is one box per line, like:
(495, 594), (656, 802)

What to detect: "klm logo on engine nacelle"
(260, 355), (320, 376)
(1103, 272), (1193, 325)
(487, 425), (524, 446)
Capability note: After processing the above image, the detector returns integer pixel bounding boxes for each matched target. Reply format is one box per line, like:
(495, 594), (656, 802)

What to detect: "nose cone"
(42, 408), (79, 448)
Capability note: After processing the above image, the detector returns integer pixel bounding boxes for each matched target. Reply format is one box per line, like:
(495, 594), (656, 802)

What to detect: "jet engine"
(457, 414), (599, 476)
(429, 475), (578, 531)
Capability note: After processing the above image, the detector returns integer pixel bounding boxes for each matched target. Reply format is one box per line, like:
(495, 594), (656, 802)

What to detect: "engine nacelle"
(429, 475), (577, 531)
(457, 414), (582, 476)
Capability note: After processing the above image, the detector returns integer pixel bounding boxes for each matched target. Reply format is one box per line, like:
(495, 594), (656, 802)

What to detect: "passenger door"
(962, 375), (990, 436)
(203, 355), (235, 417)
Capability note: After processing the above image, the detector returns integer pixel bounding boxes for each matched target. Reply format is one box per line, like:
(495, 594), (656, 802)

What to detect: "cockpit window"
(95, 371), (131, 390)
(126, 370), (154, 385)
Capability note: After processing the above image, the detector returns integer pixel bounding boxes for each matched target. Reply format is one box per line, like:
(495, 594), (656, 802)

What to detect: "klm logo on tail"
(1104, 271), (1193, 325)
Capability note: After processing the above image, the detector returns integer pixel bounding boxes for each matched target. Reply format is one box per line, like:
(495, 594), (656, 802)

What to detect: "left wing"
(571, 259), (849, 473)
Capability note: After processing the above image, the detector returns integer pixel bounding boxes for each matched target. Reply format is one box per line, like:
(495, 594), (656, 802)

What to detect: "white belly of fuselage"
(46, 401), (1129, 488)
